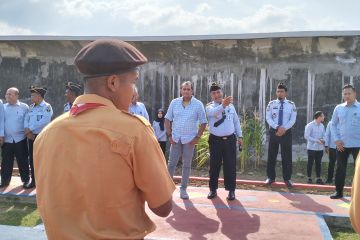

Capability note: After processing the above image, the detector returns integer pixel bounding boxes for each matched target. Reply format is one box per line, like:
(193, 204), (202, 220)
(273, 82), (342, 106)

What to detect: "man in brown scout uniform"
(34, 39), (175, 240)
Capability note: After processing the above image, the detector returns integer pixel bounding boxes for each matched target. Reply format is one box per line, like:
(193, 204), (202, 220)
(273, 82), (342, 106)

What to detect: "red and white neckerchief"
(69, 103), (105, 116)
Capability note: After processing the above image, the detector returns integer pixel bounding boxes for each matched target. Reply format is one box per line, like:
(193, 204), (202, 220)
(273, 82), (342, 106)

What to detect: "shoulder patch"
(46, 105), (52, 112)
(288, 100), (294, 104)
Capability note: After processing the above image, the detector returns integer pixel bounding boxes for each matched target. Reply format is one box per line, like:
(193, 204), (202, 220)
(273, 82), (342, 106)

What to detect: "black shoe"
(0, 183), (9, 188)
(227, 191), (235, 201)
(316, 179), (324, 185)
(307, 178), (312, 184)
(330, 192), (343, 199)
(284, 180), (293, 189)
(265, 178), (275, 186)
(23, 181), (36, 189)
(207, 190), (217, 199)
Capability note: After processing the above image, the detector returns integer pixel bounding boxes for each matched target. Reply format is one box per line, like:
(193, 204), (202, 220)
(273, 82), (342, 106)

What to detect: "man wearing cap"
(265, 83), (297, 189)
(33, 39), (175, 240)
(1, 88), (30, 188)
(64, 82), (82, 112)
(206, 83), (242, 201)
(24, 86), (53, 189)
(129, 86), (149, 120)
(165, 81), (207, 199)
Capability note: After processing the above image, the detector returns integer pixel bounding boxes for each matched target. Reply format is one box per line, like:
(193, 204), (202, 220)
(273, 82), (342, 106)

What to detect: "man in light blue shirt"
(330, 84), (360, 199)
(324, 120), (337, 184)
(24, 86), (53, 189)
(206, 83), (242, 201)
(129, 86), (149, 121)
(265, 83), (297, 188)
(165, 81), (207, 199)
(304, 111), (325, 185)
(1, 87), (30, 188)
(64, 82), (82, 112)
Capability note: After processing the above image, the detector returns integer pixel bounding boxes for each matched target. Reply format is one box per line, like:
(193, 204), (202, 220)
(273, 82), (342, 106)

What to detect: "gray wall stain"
(0, 36), (359, 159)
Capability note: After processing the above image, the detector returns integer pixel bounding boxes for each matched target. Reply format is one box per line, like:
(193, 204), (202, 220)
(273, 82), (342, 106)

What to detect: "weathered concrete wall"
(0, 34), (360, 158)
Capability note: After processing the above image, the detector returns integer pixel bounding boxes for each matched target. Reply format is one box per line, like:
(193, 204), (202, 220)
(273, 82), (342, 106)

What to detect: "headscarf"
(155, 109), (165, 131)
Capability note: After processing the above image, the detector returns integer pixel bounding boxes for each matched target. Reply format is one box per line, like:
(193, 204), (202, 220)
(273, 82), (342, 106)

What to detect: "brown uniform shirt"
(34, 94), (175, 240)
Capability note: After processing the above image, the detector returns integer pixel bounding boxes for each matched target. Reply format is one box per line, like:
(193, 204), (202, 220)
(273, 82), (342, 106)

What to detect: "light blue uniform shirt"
(152, 121), (167, 142)
(266, 98), (297, 130)
(304, 120), (325, 151)
(64, 102), (72, 112)
(129, 102), (149, 121)
(0, 100), (5, 137)
(24, 100), (53, 134)
(331, 101), (360, 148)
(165, 96), (207, 144)
(206, 102), (242, 137)
(4, 101), (29, 143)
(324, 121), (336, 149)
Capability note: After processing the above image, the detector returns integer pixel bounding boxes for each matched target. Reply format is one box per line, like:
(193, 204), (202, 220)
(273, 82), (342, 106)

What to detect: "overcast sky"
(0, 0), (359, 36)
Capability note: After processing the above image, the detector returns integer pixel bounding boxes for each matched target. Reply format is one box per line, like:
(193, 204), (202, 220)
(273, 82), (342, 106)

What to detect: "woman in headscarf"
(152, 109), (167, 158)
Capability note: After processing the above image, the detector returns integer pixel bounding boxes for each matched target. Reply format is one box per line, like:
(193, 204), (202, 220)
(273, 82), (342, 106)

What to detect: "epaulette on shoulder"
(269, 100), (276, 104)
(122, 111), (150, 126)
(29, 103), (35, 108)
(288, 100), (294, 104)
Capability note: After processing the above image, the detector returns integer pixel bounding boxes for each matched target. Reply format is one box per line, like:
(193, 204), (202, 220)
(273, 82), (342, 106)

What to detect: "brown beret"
(65, 82), (82, 95)
(29, 86), (47, 98)
(74, 39), (148, 78)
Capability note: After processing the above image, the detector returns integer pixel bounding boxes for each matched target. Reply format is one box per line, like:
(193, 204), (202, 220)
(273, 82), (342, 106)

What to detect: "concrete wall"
(0, 33), (360, 159)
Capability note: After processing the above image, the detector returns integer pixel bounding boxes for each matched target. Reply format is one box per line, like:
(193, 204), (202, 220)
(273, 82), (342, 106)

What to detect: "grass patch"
(330, 226), (360, 240)
(0, 201), (42, 227)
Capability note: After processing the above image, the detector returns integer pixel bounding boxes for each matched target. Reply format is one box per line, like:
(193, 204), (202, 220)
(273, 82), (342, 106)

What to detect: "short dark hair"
(181, 81), (193, 90)
(277, 82), (287, 92)
(343, 84), (356, 92)
(314, 111), (323, 119)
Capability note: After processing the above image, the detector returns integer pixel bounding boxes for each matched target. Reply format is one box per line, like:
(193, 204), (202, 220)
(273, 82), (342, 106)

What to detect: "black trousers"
(267, 128), (292, 181)
(158, 141), (167, 157)
(335, 147), (359, 194)
(1, 139), (29, 184)
(327, 148), (337, 181)
(28, 135), (38, 184)
(208, 134), (237, 191)
(307, 150), (323, 178)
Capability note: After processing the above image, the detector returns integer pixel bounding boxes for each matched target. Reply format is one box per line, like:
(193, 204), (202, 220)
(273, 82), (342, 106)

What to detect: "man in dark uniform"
(265, 83), (297, 188)
(206, 83), (243, 200)
(64, 82), (82, 112)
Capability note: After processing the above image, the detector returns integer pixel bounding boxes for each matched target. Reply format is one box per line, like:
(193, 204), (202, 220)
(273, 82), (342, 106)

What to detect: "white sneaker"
(180, 188), (189, 199)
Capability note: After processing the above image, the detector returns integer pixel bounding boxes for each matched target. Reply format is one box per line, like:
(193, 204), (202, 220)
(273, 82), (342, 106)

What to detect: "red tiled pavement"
(146, 186), (350, 240)
(0, 177), (351, 239)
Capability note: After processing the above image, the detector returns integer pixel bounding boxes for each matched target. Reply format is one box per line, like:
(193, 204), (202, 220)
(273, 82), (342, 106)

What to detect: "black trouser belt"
(210, 134), (235, 140)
